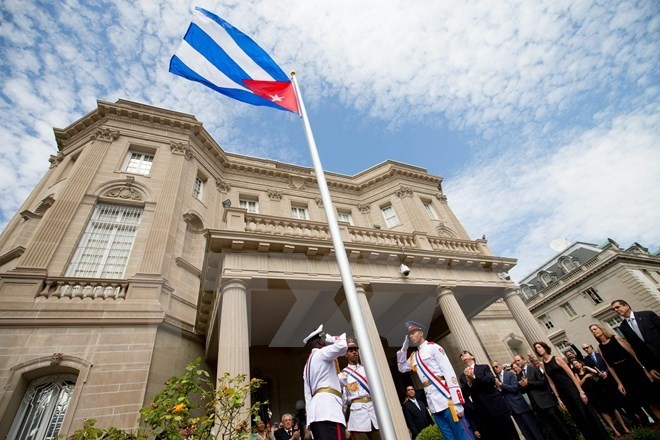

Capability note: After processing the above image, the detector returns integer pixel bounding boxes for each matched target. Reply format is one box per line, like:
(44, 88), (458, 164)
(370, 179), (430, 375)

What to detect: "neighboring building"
(0, 99), (549, 439)
(520, 240), (660, 353)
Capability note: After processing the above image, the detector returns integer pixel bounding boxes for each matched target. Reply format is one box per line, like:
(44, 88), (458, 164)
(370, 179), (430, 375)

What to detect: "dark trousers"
(512, 410), (544, 440)
(349, 430), (381, 440)
(479, 414), (518, 439)
(535, 406), (574, 440)
(309, 421), (346, 440)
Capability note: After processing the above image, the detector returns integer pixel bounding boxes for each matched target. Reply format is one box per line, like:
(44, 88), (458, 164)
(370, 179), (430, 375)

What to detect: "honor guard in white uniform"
(303, 324), (347, 440)
(338, 337), (380, 440)
(397, 321), (473, 440)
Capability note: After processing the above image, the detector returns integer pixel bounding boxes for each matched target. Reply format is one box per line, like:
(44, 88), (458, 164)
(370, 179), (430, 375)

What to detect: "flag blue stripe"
(195, 7), (289, 82)
(183, 23), (249, 87)
(169, 56), (289, 111)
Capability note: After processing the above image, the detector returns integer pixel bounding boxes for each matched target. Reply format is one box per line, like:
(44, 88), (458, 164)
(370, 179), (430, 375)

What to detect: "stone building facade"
(520, 240), (660, 354)
(0, 99), (551, 439)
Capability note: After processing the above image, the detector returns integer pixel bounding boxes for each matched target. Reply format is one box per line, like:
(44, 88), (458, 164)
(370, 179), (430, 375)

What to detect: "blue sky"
(0, 0), (658, 279)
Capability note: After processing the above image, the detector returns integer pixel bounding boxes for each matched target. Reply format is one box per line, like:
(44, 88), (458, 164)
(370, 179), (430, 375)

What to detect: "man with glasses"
(493, 361), (544, 440)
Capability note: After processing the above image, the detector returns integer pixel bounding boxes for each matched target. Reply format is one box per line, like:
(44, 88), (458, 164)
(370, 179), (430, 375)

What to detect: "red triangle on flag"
(243, 80), (299, 114)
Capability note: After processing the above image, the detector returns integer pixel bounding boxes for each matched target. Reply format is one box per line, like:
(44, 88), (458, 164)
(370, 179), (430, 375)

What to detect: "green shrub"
(415, 424), (443, 440)
(631, 426), (656, 440)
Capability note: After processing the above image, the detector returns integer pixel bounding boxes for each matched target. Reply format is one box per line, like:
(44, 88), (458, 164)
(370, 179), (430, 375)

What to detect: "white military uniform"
(338, 363), (379, 432)
(397, 340), (464, 414)
(304, 333), (347, 426)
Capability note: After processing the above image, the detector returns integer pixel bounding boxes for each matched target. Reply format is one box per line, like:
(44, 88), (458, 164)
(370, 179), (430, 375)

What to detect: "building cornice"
(527, 251), (660, 312)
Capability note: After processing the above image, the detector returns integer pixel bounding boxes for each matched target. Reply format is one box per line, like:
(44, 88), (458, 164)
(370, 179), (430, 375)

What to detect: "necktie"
(522, 367), (527, 378)
(629, 317), (644, 341)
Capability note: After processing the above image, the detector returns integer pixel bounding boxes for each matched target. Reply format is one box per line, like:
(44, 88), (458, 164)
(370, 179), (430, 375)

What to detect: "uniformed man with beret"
(303, 324), (348, 440)
(338, 337), (380, 440)
(397, 321), (473, 440)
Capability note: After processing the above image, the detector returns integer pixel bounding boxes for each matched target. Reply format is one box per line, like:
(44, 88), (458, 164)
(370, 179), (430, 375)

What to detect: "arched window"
(537, 270), (556, 288)
(7, 374), (76, 440)
(558, 256), (579, 274)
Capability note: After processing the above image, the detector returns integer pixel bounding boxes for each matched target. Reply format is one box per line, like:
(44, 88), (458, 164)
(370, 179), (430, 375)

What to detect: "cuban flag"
(170, 7), (299, 114)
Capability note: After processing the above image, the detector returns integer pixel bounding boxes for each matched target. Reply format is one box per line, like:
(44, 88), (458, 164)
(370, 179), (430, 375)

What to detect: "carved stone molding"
(357, 203), (371, 214)
(91, 127), (120, 142)
(288, 175), (308, 190)
(48, 152), (64, 168)
(216, 178), (231, 193)
(170, 141), (193, 160)
(435, 193), (448, 203)
(314, 197), (323, 207)
(435, 221), (456, 238)
(50, 352), (64, 366)
(104, 186), (143, 201)
(267, 189), (282, 201)
(396, 186), (414, 198)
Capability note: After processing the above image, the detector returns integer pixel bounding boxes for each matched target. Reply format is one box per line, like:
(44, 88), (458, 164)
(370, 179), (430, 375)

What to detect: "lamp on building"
(497, 272), (511, 281)
(222, 199), (231, 208)
(399, 246), (411, 277)
(373, 224), (381, 229)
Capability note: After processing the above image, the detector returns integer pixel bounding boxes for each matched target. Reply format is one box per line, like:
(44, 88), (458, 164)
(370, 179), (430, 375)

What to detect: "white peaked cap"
(303, 324), (324, 344)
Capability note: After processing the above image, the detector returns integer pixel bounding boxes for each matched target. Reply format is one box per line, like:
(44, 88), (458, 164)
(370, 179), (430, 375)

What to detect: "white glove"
(401, 335), (410, 352)
(325, 333), (336, 345)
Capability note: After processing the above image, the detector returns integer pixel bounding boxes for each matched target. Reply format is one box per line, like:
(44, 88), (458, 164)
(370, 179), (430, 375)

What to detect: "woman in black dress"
(533, 342), (610, 440)
(573, 359), (630, 437)
(590, 323), (660, 421)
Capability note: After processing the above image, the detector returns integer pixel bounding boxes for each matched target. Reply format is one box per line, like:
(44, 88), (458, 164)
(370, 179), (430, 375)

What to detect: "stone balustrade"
(427, 237), (482, 254)
(38, 278), (128, 300)
(245, 214), (331, 240)
(347, 226), (417, 248)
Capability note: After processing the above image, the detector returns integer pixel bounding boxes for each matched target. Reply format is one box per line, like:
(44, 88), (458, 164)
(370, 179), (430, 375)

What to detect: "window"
(606, 316), (624, 337)
(584, 287), (603, 304)
(539, 314), (554, 330)
(66, 203), (142, 278)
(560, 302), (578, 318)
(123, 151), (153, 175)
(192, 176), (204, 200)
(555, 340), (570, 352)
(337, 211), (353, 225)
(239, 199), (259, 214)
(381, 205), (400, 228)
(423, 202), (439, 220)
(291, 206), (309, 220)
(7, 374), (76, 440)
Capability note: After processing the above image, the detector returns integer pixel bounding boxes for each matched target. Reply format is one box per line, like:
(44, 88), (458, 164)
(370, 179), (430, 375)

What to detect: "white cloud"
(447, 104), (660, 279)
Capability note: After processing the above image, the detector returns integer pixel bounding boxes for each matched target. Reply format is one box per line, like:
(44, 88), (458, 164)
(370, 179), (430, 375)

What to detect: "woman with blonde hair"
(590, 323), (660, 422)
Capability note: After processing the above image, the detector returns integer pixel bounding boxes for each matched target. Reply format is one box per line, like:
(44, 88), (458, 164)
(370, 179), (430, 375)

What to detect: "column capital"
(435, 284), (456, 298)
(91, 127), (120, 142)
(354, 283), (373, 300)
(503, 287), (521, 300)
(221, 278), (249, 292)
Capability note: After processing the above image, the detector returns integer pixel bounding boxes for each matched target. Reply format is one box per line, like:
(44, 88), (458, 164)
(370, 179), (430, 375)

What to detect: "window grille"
(381, 206), (400, 228)
(193, 177), (204, 199)
(539, 314), (554, 330)
(337, 211), (353, 225)
(291, 206), (309, 220)
(560, 302), (578, 318)
(7, 374), (76, 440)
(240, 199), (259, 214)
(124, 151), (153, 175)
(606, 316), (624, 337)
(423, 202), (439, 220)
(584, 287), (603, 304)
(66, 204), (142, 278)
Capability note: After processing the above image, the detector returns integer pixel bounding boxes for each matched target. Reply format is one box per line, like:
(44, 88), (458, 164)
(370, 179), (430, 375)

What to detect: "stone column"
(217, 279), (250, 379)
(139, 141), (192, 274)
(436, 285), (490, 363)
(17, 128), (120, 270)
(355, 284), (410, 439)
(502, 288), (554, 349)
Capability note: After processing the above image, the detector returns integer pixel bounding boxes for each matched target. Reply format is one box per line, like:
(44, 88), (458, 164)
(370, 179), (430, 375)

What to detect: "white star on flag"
(269, 94), (283, 102)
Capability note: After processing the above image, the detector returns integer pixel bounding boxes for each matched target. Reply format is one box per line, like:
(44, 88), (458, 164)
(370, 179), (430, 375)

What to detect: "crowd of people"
(251, 298), (658, 439)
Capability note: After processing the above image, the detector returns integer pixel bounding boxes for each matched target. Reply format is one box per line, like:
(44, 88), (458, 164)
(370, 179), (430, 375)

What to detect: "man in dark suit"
(612, 299), (660, 379)
(459, 350), (517, 439)
(513, 354), (570, 439)
(274, 413), (301, 440)
(402, 385), (433, 439)
(492, 361), (544, 440)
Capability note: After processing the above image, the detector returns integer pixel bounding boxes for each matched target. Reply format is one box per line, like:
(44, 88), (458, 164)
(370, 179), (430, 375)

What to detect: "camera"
(399, 263), (411, 277)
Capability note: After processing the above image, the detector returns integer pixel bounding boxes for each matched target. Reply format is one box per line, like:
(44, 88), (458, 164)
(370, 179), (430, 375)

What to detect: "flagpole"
(290, 72), (397, 440)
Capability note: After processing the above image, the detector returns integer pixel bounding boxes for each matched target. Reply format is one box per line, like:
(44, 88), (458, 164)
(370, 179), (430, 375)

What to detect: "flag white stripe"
(194, 11), (275, 82)
(176, 40), (246, 91)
